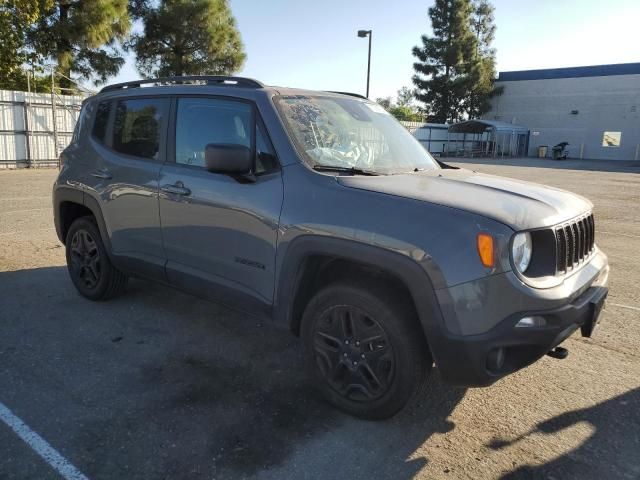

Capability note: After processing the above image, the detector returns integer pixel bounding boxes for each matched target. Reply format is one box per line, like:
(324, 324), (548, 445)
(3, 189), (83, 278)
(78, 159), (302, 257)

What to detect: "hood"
(336, 168), (592, 231)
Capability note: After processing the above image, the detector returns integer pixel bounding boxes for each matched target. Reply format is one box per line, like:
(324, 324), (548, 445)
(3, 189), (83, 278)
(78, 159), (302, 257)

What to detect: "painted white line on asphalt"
(0, 227), (55, 237)
(0, 401), (89, 480)
(0, 208), (51, 214)
(609, 303), (640, 312)
(0, 196), (51, 201)
(595, 230), (640, 239)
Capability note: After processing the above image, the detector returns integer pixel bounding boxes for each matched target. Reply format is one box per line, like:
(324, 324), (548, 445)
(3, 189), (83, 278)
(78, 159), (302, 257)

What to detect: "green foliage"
(0, 0), (40, 89)
(376, 87), (423, 122)
(28, 0), (130, 89)
(375, 96), (393, 110)
(128, 0), (246, 78)
(412, 0), (500, 123)
(389, 105), (423, 122)
(465, 0), (502, 118)
(412, 0), (477, 123)
(0, 69), (51, 92)
(395, 86), (416, 108)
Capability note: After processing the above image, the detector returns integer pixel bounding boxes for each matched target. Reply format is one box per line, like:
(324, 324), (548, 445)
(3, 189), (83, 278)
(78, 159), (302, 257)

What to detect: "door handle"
(90, 169), (112, 180)
(161, 182), (191, 196)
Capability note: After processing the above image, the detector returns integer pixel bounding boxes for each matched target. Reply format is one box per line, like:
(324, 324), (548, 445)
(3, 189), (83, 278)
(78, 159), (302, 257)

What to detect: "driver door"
(159, 96), (283, 312)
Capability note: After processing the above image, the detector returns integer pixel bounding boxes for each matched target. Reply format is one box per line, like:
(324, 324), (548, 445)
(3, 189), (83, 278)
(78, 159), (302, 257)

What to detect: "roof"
(497, 62), (640, 82)
(415, 123), (450, 130)
(94, 77), (370, 103)
(100, 76), (265, 93)
(448, 119), (529, 134)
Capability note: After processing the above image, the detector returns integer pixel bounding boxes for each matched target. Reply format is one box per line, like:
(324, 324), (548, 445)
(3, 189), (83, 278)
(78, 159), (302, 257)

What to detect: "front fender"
(273, 235), (445, 354)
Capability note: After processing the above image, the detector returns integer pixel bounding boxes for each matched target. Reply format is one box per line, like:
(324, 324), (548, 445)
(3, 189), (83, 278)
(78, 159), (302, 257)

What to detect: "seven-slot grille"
(555, 213), (595, 274)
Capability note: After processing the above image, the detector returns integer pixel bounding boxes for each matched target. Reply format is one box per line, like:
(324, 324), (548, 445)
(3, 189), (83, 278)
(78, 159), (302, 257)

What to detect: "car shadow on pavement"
(445, 157), (640, 174)
(0, 266), (467, 480)
(488, 387), (640, 479)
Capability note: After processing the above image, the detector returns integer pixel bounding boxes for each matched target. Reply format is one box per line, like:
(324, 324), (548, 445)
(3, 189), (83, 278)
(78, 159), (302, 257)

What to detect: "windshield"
(274, 95), (439, 174)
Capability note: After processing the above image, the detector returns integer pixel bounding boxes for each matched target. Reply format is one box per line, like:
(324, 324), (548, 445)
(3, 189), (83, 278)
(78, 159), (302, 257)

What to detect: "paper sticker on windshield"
(364, 103), (390, 115)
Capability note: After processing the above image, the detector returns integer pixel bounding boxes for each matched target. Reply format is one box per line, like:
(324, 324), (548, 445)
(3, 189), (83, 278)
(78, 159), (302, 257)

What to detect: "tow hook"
(546, 346), (569, 359)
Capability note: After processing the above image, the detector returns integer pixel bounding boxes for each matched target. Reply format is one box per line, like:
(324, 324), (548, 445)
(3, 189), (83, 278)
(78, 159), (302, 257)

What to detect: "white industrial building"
(486, 62), (640, 161)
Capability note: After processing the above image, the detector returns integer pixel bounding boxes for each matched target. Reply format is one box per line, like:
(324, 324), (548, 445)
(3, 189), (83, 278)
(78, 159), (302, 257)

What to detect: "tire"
(65, 216), (127, 301)
(301, 280), (432, 419)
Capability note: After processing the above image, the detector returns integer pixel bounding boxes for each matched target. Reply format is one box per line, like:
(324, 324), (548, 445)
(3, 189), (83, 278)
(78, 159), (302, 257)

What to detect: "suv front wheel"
(301, 280), (431, 419)
(65, 217), (127, 301)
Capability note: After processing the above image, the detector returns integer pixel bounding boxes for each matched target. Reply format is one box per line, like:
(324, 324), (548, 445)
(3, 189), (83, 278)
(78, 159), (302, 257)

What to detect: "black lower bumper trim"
(431, 285), (608, 387)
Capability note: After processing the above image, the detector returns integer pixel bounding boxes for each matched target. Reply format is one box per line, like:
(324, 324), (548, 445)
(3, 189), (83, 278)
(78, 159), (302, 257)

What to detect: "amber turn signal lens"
(477, 233), (495, 268)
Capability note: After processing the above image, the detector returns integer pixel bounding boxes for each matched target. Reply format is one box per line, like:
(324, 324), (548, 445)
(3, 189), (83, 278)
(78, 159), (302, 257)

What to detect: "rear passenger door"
(159, 96), (283, 311)
(85, 96), (169, 278)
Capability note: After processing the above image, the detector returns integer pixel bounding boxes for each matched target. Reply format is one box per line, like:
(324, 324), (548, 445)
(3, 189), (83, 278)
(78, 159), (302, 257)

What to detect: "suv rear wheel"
(301, 280), (431, 419)
(65, 217), (127, 301)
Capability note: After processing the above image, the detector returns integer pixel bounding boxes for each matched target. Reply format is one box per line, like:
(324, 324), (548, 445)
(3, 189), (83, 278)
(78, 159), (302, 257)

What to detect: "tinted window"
(92, 101), (111, 143)
(175, 98), (252, 168)
(112, 98), (165, 159)
(72, 103), (88, 144)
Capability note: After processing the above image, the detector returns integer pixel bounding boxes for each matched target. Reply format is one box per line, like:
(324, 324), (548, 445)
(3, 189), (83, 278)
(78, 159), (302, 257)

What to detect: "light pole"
(357, 29), (372, 98)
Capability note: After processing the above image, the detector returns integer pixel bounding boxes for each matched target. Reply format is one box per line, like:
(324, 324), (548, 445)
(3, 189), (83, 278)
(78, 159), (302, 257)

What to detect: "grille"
(555, 214), (595, 273)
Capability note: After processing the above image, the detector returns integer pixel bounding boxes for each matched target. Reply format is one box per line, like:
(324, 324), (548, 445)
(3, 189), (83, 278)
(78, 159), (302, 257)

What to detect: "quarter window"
(256, 123), (278, 173)
(92, 101), (111, 143)
(112, 98), (166, 159)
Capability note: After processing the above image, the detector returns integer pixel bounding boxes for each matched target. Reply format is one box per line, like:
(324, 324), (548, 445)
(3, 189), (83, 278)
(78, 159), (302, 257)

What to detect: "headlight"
(512, 232), (532, 273)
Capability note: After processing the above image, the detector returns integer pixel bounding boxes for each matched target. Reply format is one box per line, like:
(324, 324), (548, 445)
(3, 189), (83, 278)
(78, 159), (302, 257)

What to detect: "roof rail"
(100, 76), (264, 93)
(326, 91), (368, 99)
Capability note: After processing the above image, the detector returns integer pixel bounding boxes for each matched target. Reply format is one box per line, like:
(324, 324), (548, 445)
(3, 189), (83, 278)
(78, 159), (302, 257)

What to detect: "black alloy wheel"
(312, 305), (395, 402)
(69, 229), (101, 290)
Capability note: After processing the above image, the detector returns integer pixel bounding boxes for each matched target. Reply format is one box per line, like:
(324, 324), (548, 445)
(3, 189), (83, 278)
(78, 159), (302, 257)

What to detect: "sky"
(107, 0), (640, 100)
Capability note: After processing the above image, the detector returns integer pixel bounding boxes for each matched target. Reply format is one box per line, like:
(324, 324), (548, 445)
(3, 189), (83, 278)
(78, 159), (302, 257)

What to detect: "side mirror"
(204, 144), (252, 175)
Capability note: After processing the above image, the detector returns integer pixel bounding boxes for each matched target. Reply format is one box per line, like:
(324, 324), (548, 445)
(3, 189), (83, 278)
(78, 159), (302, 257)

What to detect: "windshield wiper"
(312, 165), (381, 176)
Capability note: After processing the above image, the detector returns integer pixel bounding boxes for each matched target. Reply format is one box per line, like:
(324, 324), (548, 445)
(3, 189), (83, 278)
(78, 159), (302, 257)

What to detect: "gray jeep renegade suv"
(53, 76), (609, 419)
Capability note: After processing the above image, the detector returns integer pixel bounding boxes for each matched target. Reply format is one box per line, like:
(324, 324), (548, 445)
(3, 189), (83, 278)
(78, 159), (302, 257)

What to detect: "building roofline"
(497, 62), (640, 82)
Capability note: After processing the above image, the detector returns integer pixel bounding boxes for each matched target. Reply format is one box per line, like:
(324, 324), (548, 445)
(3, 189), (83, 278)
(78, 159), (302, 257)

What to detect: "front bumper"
(429, 253), (609, 387)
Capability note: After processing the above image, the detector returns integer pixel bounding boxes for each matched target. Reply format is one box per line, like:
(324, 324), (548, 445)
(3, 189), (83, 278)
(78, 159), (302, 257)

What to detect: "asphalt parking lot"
(1, 158), (639, 480)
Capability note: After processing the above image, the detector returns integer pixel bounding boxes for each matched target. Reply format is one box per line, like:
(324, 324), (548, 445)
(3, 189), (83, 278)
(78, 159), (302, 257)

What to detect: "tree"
(389, 105), (423, 122)
(395, 86), (416, 107)
(128, 0), (246, 78)
(375, 88), (423, 122)
(27, 1), (130, 90)
(375, 96), (393, 110)
(465, 0), (502, 118)
(0, 0), (41, 90)
(412, 0), (477, 124)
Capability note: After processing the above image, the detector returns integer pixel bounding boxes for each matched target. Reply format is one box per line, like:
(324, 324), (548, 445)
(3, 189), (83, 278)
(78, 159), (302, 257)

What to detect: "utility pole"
(50, 67), (60, 163)
(357, 29), (373, 98)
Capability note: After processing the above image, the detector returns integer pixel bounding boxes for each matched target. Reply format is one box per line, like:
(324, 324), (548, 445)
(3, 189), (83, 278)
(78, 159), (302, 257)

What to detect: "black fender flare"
(52, 186), (82, 244)
(273, 235), (446, 355)
(53, 187), (114, 260)
(82, 193), (114, 258)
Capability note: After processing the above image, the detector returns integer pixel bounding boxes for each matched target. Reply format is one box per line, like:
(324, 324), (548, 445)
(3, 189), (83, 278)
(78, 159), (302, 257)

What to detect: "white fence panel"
(0, 89), (85, 168)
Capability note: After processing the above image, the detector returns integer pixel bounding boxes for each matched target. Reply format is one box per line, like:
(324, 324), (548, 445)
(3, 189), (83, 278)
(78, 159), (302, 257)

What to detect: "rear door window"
(112, 98), (168, 160)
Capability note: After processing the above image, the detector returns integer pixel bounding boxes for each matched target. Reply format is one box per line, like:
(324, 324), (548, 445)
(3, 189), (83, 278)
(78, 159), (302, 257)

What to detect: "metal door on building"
(516, 133), (529, 156)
